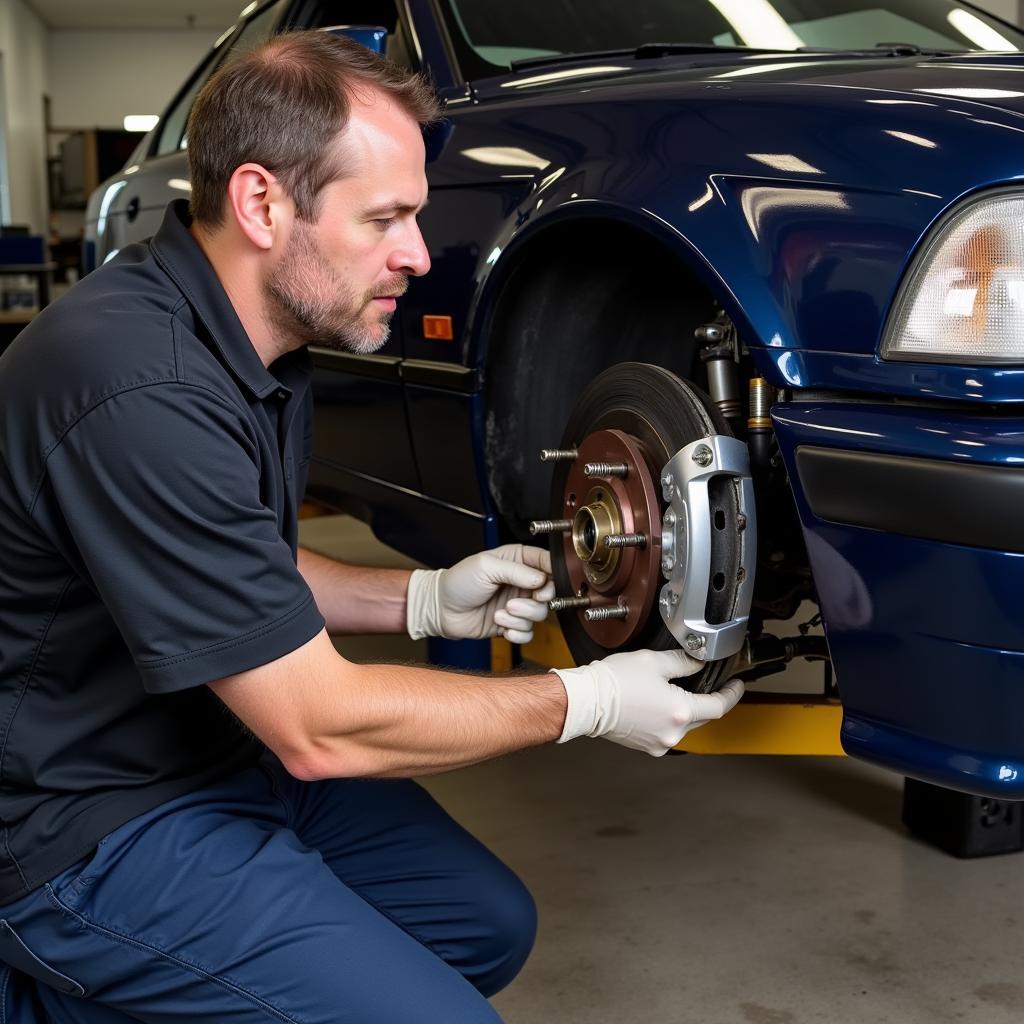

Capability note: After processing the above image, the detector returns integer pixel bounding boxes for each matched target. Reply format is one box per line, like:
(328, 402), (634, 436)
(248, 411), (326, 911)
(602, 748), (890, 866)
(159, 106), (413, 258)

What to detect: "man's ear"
(225, 163), (291, 251)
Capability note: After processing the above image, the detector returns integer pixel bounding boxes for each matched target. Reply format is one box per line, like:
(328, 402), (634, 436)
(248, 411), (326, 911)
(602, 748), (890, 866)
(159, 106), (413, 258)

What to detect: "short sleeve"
(40, 382), (325, 692)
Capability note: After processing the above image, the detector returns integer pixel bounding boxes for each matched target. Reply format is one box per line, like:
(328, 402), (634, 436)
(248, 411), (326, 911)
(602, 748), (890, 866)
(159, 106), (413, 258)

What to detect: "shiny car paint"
(86, 1), (1024, 796)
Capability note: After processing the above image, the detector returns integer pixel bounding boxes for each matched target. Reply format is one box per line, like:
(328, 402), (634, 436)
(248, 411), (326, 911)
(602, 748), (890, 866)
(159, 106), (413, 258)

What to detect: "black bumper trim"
(796, 446), (1024, 552)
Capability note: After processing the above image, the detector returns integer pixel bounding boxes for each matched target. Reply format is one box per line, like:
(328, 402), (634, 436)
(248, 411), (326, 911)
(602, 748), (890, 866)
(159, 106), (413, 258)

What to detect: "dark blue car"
(87, 0), (1024, 797)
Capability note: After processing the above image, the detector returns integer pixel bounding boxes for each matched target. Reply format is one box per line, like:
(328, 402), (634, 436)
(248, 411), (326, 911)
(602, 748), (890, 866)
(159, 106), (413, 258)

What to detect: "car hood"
(474, 50), (1024, 118)
(463, 50), (1024, 206)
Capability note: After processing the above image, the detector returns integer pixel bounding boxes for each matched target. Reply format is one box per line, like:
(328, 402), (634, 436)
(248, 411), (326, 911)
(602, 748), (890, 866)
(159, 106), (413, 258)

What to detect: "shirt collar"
(150, 199), (286, 401)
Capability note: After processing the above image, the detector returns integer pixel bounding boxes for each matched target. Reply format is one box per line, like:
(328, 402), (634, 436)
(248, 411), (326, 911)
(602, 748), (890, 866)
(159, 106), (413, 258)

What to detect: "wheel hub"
(556, 429), (662, 647)
(571, 486), (623, 583)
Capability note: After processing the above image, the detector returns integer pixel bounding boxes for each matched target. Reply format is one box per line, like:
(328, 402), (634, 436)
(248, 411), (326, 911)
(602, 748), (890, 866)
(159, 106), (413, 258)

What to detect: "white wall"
(973, 0), (1023, 25)
(0, 0), (48, 233)
(0, 18), (218, 235)
(47, 29), (221, 129)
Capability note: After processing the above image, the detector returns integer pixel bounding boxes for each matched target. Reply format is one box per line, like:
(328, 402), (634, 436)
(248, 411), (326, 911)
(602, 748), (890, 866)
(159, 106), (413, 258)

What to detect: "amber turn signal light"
(423, 315), (454, 341)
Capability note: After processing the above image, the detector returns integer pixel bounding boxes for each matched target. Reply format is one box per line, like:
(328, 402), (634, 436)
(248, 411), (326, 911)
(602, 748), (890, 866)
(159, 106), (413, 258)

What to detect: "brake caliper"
(659, 435), (756, 661)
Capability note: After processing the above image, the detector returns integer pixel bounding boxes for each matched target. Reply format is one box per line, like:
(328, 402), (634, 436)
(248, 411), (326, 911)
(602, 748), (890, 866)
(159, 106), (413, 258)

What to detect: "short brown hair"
(186, 30), (441, 227)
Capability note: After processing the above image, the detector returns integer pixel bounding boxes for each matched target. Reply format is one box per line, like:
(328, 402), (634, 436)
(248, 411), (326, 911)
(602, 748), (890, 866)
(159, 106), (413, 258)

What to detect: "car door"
(283, 1), (425, 499)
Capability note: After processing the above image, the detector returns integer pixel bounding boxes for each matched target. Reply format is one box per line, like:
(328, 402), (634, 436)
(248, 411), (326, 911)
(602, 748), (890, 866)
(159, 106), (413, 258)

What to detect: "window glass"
(153, 45), (223, 156)
(300, 2), (412, 68)
(302, 1), (398, 32)
(440, 0), (1024, 79)
(154, 0), (286, 156)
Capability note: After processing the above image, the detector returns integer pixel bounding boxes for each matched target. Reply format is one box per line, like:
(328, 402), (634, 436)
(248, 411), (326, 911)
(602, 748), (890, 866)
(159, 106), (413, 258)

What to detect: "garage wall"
(0, 0), (48, 233)
(974, 0), (1024, 24)
(0, 17), (223, 236)
(47, 29), (222, 129)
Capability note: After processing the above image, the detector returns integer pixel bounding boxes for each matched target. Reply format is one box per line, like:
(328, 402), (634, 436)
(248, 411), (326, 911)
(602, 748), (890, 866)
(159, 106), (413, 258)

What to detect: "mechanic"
(0, 31), (744, 1024)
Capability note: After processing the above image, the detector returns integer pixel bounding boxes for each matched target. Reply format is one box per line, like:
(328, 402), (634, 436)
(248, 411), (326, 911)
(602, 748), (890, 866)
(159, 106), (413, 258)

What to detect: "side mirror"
(324, 25), (388, 54)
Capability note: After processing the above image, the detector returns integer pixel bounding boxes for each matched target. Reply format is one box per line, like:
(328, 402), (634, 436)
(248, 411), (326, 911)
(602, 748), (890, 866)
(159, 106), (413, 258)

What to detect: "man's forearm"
(292, 661), (568, 779)
(210, 630), (568, 780)
(297, 546), (411, 635)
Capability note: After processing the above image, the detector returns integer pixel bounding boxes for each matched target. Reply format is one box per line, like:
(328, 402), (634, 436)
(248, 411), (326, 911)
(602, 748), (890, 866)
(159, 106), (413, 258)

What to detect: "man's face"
(265, 88), (431, 354)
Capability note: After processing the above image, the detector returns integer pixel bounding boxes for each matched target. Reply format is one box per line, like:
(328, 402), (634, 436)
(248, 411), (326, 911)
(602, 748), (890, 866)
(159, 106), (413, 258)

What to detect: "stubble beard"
(265, 222), (406, 355)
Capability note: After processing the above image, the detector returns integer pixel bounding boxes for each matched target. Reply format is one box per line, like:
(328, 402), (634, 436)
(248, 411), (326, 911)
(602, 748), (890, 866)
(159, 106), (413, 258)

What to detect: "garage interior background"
(4, 4), (1024, 1024)
(0, 0), (1020, 245)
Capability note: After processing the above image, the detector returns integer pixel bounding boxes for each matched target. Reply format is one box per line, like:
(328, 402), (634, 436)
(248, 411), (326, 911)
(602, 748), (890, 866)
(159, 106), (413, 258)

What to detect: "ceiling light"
(706, 0), (804, 49)
(124, 115), (159, 133)
(947, 9), (1019, 51)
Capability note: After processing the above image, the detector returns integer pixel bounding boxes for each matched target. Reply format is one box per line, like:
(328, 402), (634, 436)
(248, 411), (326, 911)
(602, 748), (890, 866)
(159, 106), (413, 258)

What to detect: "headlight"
(882, 189), (1024, 364)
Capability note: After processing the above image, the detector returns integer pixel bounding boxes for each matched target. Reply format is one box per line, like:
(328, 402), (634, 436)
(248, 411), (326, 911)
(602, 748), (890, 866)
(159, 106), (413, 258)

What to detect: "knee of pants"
(0, 967), (47, 1024)
(460, 865), (538, 998)
(3, 968), (138, 1024)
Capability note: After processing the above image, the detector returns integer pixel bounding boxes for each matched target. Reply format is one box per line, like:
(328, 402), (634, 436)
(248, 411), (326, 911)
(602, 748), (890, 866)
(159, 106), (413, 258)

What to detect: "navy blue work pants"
(0, 756), (535, 1022)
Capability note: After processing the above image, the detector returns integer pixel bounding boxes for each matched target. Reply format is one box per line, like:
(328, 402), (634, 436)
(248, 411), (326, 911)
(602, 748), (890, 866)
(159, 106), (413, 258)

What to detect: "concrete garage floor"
(300, 514), (1024, 1024)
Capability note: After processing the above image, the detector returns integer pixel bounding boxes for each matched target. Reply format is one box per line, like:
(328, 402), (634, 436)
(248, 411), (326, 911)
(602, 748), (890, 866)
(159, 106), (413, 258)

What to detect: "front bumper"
(773, 401), (1024, 797)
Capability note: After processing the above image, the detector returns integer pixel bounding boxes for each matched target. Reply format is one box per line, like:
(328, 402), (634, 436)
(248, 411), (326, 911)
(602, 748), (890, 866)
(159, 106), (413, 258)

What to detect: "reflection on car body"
(87, 0), (1024, 797)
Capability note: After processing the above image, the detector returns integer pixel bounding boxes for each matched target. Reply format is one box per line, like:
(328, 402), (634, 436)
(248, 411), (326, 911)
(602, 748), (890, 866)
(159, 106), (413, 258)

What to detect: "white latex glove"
(553, 649), (745, 756)
(407, 544), (555, 644)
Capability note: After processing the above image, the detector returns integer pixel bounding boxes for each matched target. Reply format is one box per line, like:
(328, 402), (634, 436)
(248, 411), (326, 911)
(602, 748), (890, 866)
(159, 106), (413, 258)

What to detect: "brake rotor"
(536, 362), (752, 691)
(558, 429), (662, 647)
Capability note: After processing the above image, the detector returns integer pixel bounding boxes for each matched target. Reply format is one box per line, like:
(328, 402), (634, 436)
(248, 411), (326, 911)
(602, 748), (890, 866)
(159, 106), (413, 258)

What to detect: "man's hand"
(553, 649), (745, 756)
(406, 544), (555, 644)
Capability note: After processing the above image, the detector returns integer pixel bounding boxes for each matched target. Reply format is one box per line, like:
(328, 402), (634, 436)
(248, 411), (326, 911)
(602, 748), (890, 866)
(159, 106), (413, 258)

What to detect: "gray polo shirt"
(0, 200), (326, 903)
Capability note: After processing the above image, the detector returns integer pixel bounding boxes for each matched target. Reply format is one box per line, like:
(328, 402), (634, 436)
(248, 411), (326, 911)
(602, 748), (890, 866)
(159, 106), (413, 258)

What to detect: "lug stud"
(529, 519), (572, 536)
(584, 462), (629, 478)
(585, 605), (630, 622)
(540, 448), (578, 462)
(604, 533), (647, 549)
(549, 596), (591, 612)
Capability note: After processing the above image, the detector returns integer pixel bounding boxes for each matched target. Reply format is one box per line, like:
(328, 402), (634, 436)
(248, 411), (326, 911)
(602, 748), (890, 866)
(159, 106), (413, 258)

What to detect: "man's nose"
(389, 224), (431, 278)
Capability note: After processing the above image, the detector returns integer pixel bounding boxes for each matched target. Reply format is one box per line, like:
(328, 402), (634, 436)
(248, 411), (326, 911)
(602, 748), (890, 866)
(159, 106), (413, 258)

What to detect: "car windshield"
(441, 1), (1024, 77)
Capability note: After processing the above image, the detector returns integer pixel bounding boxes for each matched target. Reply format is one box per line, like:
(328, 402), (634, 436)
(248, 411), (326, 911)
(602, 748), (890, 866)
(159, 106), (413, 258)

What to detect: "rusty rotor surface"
(559, 429), (663, 648)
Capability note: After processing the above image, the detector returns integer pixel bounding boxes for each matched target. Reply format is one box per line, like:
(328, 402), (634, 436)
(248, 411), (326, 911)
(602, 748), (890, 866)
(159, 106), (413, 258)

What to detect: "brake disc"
(531, 362), (756, 690)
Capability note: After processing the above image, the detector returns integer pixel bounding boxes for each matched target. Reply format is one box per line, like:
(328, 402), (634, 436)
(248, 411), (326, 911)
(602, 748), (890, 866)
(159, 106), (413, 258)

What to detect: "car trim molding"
(308, 349), (480, 393)
(309, 348), (402, 381)
(796, 446), (1024, 551)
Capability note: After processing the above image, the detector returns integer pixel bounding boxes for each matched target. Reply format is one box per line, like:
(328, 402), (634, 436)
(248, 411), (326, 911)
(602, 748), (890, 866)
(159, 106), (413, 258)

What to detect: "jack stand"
(902, 777), (1024, 858)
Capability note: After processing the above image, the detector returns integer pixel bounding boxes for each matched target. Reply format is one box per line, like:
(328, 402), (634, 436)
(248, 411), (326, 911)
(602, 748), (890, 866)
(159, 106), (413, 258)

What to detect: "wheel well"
(482, 219), (720, 540)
